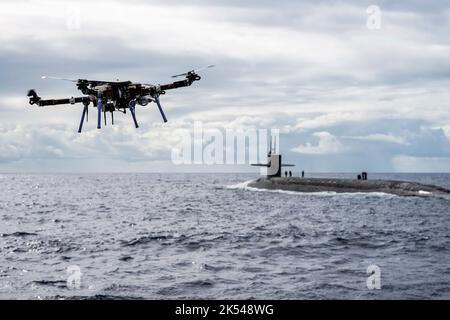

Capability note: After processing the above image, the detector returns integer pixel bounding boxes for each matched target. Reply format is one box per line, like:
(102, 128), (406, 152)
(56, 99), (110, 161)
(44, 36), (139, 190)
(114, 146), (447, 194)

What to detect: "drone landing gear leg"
(128, 100), (139, 128)
(154, 96), (168, 123)
(78, 105), (88, 133)
(111, 111), (114, 125)
(104, 111), (107, 126)
(97, 97), (102, 129)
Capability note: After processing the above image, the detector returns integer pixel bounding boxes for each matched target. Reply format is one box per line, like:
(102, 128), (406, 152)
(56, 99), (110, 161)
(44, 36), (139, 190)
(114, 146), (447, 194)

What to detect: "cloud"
(0, 122), (185, 164)
(291, 131), (346, 155)
(392, 155), (450, 172)
(344, 133), (408, 145)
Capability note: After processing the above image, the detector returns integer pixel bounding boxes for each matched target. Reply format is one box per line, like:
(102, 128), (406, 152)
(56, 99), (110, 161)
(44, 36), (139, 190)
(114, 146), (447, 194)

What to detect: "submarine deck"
(247, 177), (450, 197)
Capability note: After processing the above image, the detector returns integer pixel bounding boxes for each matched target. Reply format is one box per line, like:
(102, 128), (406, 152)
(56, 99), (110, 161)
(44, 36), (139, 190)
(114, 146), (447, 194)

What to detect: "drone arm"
(28, 91), (90, 107)
(159, 79), (191, 91)
(35, 97), (89, 107)
(139, 74), (202, 123)
(159, 74), (201, 92)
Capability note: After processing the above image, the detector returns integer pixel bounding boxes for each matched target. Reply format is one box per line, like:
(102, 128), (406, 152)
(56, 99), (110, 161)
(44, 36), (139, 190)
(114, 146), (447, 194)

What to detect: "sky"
(0, 0), (450, 173)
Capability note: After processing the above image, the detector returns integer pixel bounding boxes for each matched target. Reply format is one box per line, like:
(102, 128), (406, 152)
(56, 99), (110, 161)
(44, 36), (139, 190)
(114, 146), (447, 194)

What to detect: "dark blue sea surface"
(0, 173), (449, 299)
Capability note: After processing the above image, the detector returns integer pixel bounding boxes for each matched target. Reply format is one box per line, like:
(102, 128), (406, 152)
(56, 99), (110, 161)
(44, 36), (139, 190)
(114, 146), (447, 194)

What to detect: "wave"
(1, 231), (38, 237)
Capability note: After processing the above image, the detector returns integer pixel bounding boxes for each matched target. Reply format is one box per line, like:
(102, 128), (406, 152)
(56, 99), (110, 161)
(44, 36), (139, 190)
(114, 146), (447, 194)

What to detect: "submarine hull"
(247, 177), (450, 197)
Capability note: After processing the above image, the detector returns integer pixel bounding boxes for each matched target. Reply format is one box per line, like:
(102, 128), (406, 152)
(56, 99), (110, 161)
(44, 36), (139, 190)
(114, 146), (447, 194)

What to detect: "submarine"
(250, 139), (450, 198)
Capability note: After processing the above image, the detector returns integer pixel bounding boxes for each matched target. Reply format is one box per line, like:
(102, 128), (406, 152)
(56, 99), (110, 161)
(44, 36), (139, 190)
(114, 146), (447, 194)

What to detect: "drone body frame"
(27, 67), (212, 133)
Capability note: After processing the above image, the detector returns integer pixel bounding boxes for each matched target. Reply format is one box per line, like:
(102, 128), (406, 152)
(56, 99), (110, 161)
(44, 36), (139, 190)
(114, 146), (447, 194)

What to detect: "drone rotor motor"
(27, 89), (41, 105)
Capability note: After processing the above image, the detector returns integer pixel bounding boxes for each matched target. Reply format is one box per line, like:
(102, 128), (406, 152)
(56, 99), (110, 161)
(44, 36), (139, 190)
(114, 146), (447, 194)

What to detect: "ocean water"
(0, 173), (449, 299)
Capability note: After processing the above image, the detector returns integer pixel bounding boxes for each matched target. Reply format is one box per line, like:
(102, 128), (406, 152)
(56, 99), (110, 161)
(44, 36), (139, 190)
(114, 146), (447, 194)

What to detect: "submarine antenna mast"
(274, 136), (277, 154)
(269, 135), (272, 155)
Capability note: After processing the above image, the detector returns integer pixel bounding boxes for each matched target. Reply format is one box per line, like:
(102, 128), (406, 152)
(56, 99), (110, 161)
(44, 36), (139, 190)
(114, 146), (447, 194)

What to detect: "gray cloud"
(1, 0), (450, 172)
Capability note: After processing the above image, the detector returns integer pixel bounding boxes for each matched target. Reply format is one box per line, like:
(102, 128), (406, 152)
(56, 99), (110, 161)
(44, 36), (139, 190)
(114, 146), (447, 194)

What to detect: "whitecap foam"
(226, 180), (254, 190)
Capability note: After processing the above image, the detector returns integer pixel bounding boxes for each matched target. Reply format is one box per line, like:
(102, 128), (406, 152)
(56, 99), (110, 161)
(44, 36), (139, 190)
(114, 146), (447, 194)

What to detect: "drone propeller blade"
(41, 76), (78, 82)
(171, 64), (215, 78)
(195, 64), (215, 72)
